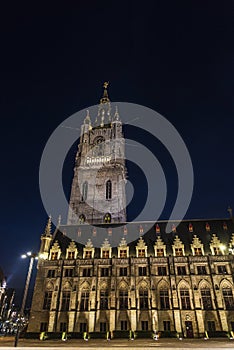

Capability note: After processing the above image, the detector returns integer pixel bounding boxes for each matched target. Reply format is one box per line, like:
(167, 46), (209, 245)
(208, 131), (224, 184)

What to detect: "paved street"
(1, 337), (234, 349)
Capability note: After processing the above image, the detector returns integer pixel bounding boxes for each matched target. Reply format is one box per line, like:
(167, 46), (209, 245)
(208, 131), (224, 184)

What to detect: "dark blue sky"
(0, 1), (234, 305)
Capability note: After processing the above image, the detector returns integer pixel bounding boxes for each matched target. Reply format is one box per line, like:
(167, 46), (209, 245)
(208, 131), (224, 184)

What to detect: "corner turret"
(39, 216), (53, 260)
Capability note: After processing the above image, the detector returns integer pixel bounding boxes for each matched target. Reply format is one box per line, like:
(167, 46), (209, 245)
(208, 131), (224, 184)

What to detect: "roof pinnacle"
(113, 105), (120, 121)
(44, 215), (52, 236)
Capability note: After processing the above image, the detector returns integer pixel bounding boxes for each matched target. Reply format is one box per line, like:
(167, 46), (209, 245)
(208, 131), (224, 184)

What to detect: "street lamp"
(20, 252), (38, 316)
(14, 251), (38, 347)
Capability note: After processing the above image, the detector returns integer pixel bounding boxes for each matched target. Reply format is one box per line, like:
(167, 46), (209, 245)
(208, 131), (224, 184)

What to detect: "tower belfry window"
(82, 182), (88, 202)
(93, 137), (105, 156)
(106, 180), (112, 200)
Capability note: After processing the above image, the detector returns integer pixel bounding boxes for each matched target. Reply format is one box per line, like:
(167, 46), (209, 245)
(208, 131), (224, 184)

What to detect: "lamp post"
(14, 251), (38, 347)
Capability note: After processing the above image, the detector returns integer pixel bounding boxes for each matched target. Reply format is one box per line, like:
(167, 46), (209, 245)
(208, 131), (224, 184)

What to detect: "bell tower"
(67, 83), (127, 225)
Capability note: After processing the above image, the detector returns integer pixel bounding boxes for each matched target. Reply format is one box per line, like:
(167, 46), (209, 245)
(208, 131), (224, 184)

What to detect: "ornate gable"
(210, 234), (224, 255)
(191, 235), (204, 256)
(83, 239), (95, 259)
(49, 240), (61, 260)
(100, 238), (112, 258)
(172, 235), (185, 256)
(66, 240), (78, 259)
(136, 237), (147, 257)
(154, 236), (166, 257)
(118, 237), (129, 258)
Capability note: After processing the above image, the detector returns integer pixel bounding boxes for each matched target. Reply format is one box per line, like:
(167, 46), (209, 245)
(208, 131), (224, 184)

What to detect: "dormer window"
(85, 251), (92, 259)
(51, 252), (58, 260)
(213, 247), (220, 255)
(102, 250), (110, 258)
(175, 248), (183, 256)
(194, 247), (202, 256)
(67, 251), (75, 259)
(155, 224), (160, 234)
(120, 249), (127, 258)
(138, 249), (146, 257)
(157, 248), (164, 257)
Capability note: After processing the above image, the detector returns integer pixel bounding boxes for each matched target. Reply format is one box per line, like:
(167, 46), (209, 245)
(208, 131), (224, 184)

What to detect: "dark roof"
(52, 218), (234, 259)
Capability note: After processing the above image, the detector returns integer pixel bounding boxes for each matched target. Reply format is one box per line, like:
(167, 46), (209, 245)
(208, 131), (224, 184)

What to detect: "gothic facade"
(28, 218), (234, 338)
(28, 85), (234, 338)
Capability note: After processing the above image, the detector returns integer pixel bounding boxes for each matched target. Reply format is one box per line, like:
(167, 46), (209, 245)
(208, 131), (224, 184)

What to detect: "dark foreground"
(1, 337), (234, 349)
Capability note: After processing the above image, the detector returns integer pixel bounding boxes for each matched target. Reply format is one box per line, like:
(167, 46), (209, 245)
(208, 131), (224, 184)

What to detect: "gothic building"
(0, 267), (14, 322)
(28, 84), (234, 338)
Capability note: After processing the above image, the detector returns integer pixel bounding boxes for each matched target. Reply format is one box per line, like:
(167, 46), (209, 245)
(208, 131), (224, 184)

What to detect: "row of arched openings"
(81, 180), (112, 202)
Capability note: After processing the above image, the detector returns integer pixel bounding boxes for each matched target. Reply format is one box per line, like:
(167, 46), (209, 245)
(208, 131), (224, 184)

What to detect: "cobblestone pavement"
(1, 337), (234, 349)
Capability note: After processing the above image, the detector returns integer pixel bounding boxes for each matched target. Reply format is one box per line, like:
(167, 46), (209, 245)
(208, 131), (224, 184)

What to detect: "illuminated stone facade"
(28, 86), (234, 338)
(28, 221), (234, 338)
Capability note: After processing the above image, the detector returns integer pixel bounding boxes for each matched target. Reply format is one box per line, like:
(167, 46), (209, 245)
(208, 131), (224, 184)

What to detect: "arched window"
(119, 289), (128, 309)
(222, 287), (234, 310)
(82, 182), (88, 202)
(106, 180), (112, 200)
(79, 214), (85, 224)
(93, 137), (105, 156)
(180, 288), (191, 309)
(139, 288), (148, 309)
(104, 213), (111, 223)
(159, 289), (170, 309)
(201, 287), (212, 310)
(80, 289), (89, 311)
(100, 290), (108, 310)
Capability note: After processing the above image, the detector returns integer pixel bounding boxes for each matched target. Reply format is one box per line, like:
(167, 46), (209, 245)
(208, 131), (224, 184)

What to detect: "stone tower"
(67, 82), (127, 225)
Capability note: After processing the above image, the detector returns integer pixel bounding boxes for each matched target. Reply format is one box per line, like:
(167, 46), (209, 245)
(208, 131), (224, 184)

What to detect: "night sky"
(1, 1), (234, 306)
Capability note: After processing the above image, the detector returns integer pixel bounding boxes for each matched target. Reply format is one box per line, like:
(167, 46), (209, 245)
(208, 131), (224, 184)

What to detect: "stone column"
(219, 310), (228, 331)
(196, 310), (205, 335)
(109, 309), (116, 332)
(68, 312), (75, 332)
(174, 310), (182, 333)
(89, 311), (96, 332)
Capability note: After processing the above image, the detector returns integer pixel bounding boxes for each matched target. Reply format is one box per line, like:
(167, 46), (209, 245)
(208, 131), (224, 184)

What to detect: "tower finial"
(100, 81), (110, 104)
(103, 81), (109, 89)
